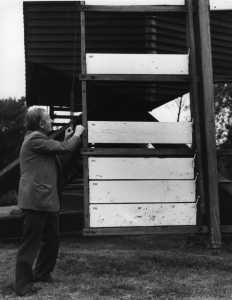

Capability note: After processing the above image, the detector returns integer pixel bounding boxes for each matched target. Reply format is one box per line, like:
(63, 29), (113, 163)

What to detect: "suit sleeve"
(29, 133), (81, 155)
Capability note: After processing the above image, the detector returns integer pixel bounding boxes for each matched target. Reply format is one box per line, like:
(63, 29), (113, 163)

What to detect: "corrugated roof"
(23, 2), (232, 110)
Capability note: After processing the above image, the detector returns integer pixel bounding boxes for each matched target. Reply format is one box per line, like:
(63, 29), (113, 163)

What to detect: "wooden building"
(1, 0), (232, 245)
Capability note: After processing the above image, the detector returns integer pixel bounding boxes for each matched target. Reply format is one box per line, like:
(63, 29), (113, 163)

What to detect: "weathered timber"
(81, 6), (90, 229)
(77, 5), (187, 13)
(210, 1), (232, 11)
(85, 0), (185, 5)
(89, 157), (194, 180)
(220, 226), (232, 232)
(197, 0), (221, 246)
(81, 148), (195, 156)
(213, 76), (232, 83)
(79, 74), (193, 82)
(86, 53), (189, 75)
(217, 149), (232, 156)
(89, 180), (195, 203)
(89, 203), (197, 227)
(83, 226), (208, 236)
(187, 0), (205, 217)
(88, 121), (192, 144)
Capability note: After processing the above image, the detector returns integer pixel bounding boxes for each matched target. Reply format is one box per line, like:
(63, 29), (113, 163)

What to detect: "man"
(15, 108), (84, 296)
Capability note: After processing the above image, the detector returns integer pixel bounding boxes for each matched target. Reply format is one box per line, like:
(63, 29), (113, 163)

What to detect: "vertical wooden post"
(50, 106), (54, 130)
(186, 0), (205, 223)
(80, 1), (90, 229)
(195, 0), (221, 247)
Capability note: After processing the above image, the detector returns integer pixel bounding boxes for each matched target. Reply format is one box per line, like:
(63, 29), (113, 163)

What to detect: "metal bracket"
(195, 172), (198, 184)
(191, 115), (195, 125)
(192, 150), (197, 168)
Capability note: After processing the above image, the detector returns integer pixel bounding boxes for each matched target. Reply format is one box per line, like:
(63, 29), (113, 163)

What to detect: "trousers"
(15, 209), (60, 296)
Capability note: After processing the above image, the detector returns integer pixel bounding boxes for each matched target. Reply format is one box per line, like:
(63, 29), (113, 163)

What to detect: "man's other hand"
(64, 127), (74, 140)
(74, 125), (85, 138)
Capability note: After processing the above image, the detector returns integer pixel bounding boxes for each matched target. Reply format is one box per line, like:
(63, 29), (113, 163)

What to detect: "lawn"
(1, 233), (232, 300)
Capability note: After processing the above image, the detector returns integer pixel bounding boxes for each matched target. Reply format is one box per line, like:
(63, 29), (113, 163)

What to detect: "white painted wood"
(89, 180), (195, 203)
(85, 0), (185, 5)
(89, 157), (194, 179)
(86, 54), (189, 75)
(89, 203), (197, 227)
(88, 121), (192, 144)
(210, 0), (232, 10)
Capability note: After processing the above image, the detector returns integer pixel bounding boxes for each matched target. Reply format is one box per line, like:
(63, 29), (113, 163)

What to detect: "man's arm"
(30, 125), (85, 155)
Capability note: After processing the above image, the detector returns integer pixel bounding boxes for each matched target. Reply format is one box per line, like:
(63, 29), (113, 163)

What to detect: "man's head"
(25, 108), (53, 135)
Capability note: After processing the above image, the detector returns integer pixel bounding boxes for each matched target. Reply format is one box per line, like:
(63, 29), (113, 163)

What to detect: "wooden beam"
(213, 76), (232, 83)
(79, 74), (193, 82)
(186, 0), (205, 217)
(89, 157), (194, 180)
(88, 121), (192, 144)
(90, 203), (197, 227)
(77, 5), (187, 13)
(220, 226), (232, 232)
(80, 5), (90, 230)
(210, 0), (232, 11)
(196, 0), (221, 247)
(83, 226), (209, 236)
(217, 149), (232, 156)
(85, 0), (185, 5)
(86, 53), (189, 75)
(81, 148), (195, 156)
(89, 180), (196, 203)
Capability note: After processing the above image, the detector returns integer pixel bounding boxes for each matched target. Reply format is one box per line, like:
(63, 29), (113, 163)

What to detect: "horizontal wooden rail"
(79, 74), (193, 82)
(82, 149), (232, 157)
(84, 0), (185, 5)
(89, 157), (194, 180)
(81, 148), (195, 156)
(77, 5), (188, 13)
(86, 53), (189, 75)
(213, 76), (232, 83)
(217, 149), (232, 156)
(80, 75), (232, 83)
(89, 180), (195, 203)
(88, 121), (192, 144)
(89, 203), (197, 227)
(83, 226), (209, 236)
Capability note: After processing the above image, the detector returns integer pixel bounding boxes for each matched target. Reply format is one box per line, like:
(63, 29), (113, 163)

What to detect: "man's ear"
(39, 121), (44, 129)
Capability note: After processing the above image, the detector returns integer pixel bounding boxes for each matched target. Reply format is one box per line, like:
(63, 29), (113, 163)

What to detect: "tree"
(0, 97), (27, 171)
(214, 83), (232, 148)
(214, 83), (232, 180)
(165, 94), (191, 122)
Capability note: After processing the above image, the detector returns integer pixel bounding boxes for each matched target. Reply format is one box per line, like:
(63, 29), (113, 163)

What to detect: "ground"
(1, 233), (232, 300)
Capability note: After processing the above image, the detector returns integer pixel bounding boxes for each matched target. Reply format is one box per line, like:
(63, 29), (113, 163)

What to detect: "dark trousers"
(15, 209), (60, 296)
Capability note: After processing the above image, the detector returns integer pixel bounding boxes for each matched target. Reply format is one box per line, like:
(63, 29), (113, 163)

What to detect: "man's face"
(40, 111), (53, 135)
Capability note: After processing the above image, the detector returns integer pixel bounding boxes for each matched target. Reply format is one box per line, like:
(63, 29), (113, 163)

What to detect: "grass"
(1, 234), (232, 299)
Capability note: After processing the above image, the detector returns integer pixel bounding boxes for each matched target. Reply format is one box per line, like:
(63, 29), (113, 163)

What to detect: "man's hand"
(74, 125), (85, 138)
(64, 127), (74, 141)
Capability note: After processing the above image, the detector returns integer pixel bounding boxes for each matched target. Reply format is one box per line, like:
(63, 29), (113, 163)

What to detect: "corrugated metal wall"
(23, 2), (232, 111)
(211, 11), (232, 75)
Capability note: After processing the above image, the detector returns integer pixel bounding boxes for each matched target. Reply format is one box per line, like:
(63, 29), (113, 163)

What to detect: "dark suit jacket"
(18, 131), (81, 212)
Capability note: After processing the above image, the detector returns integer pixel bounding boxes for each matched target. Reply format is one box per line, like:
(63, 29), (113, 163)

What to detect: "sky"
(0, 0), (25, 99)
(0, 0), (190, 122)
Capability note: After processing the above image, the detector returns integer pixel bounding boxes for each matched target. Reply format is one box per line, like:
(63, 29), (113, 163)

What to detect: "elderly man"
(15, 108), (84, 296)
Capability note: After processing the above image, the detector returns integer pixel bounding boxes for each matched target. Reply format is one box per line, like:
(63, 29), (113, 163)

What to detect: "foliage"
(0, 97), (27, 171)
(165, 94), (191, 122)
(214, 83), (232, 148)
(1, 234), (232, 299)
(214, 83), (232, 180)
